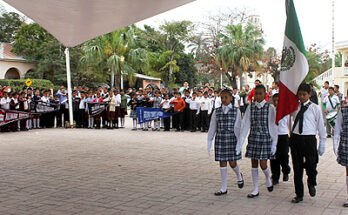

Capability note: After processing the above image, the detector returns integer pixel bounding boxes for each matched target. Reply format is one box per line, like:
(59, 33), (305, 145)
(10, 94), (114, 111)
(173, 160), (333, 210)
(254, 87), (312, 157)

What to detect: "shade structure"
(3, 0), (195, 47)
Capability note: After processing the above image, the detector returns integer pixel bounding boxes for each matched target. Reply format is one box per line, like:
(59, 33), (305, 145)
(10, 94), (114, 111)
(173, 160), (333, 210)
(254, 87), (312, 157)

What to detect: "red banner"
(0, 109), (32, 127)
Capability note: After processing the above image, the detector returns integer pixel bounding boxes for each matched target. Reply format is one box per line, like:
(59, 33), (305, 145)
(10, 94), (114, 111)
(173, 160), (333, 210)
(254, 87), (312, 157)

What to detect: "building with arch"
(0, 42), (36, 80)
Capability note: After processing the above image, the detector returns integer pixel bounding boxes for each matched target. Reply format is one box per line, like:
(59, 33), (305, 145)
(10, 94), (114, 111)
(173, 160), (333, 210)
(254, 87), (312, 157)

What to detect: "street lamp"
(220, 67), (223, 89)
(120, 56), (125, 90)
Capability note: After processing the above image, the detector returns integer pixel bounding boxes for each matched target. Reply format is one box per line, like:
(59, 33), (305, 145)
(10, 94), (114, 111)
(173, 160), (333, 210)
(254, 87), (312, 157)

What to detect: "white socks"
(252, 168), (259, 195)
(121, 118), (125, 128)
(263, 167), (272, 187)
(232, 165), (243, 182)
(220, 167), (228, 192)
(133, 119), (137, 129)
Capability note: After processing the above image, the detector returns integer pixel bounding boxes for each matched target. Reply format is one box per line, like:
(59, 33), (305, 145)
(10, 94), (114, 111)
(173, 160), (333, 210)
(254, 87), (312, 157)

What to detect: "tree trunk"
(239, 68), (244, 90)
(111, 69), (115, 88)
(272, 70), (280, 83)
(226, 72), (237, 89)
(168, 55), (174, 87)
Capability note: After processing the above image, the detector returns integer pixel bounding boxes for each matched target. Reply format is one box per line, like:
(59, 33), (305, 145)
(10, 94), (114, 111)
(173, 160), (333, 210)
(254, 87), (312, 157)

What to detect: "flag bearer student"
(290, 83), (326, 203)
(170, 92), (186, 132)
(207, 89), (244, 196)
(270, 93), (291, 185)
(119, 90), (128, 128)
(160, 93), (171, 131)
(76, 92), (86, 128)
(104, 91), (117, 129)
(86, 91), (95, 129)
(200, 92), (212, 132)
(334, 103), (348, 207)
(323, 87), (340, 138)
(237, 84), (278, 198)
(128, 93), (141, 131)
(185, 92), (200, 132)
(149, 90), (162, 131)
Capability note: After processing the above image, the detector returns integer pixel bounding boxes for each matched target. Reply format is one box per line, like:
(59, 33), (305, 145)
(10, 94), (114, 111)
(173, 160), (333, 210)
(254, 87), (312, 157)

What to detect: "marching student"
(86, 91), (95, 129)
(200, 92), (212, 132)
(207, 89), (244, 196)
(119, 90), (128, 128)
(322, 87), (340, 138)
(237, 84), (278, 198)
(160, 93), (171, 131)
(334, 103), (348, 207)
(170, 92), (186, 132)
(128, 93), (141, 131)
(149, 90), (162, 131)
(290, 83), (326, 203)
(185, 92), (200, 132)
(270, 93), (291, 185)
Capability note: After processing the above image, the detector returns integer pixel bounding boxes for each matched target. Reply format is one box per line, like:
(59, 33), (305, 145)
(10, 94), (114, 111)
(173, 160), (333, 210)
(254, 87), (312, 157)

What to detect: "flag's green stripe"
(285, 0), (307, 57)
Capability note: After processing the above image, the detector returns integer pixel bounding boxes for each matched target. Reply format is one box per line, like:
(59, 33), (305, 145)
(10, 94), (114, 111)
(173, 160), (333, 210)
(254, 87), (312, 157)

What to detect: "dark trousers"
(271, 135), (291, 181)
(190, 109), (198, 131)
(290, 134), (318, 198)
(184, 108), (191, 130)
(200, 110), (209, 131)
(175, 112), (184, 131)
(164, 109), (171, 131)
(77, 109), (86, 128)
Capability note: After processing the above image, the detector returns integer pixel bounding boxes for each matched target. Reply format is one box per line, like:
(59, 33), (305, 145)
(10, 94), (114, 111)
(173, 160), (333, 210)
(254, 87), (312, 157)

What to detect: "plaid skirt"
(129, 110), (137, 119)
(246, 133), (275, 160)
(338, 135), (348, 166)
(215, 131), (240, 161)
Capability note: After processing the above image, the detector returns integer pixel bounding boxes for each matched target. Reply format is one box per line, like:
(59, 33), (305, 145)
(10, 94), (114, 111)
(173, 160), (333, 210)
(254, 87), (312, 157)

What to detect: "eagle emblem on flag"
(281, 46), (296, 71)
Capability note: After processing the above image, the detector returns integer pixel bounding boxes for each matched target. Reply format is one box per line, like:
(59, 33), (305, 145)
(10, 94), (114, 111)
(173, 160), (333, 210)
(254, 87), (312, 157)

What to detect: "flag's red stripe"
(276, 81), (299, 124)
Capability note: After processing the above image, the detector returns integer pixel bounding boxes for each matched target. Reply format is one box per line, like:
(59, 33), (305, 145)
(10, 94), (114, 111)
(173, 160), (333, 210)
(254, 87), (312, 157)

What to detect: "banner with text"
(136, 107), (175, 124)
(87, 103), (109, 116)
(0, 109), (31, 127)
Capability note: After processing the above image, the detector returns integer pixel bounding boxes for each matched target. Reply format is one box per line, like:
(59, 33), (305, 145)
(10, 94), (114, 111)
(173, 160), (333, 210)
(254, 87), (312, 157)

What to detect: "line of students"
(207, 83), (339, 205)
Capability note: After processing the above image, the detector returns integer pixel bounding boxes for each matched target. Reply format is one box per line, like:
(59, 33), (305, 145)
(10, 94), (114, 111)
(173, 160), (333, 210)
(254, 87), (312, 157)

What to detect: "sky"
(1, 0), (347, 54)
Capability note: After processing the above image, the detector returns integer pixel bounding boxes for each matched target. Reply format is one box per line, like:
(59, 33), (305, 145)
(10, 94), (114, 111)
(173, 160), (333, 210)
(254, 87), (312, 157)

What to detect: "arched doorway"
(5, 68), (20, 79)
(25, 69), (37, 78)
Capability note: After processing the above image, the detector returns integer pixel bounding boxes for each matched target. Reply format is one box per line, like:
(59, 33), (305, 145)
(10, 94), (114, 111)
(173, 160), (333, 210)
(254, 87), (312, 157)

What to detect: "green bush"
(0, 79), (56, 91)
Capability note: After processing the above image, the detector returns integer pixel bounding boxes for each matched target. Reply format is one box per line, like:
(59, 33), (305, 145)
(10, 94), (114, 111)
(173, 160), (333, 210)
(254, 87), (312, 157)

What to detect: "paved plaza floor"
(0, 118), (348, 215)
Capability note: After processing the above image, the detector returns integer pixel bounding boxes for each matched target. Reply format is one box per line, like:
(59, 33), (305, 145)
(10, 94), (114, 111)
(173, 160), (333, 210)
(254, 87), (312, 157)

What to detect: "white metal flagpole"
(65, 47), (74, 128)
(331, 0), (335, 82)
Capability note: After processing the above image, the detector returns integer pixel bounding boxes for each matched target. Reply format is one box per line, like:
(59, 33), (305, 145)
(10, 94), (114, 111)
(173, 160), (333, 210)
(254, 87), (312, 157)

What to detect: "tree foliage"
(0, 12), (23, 43)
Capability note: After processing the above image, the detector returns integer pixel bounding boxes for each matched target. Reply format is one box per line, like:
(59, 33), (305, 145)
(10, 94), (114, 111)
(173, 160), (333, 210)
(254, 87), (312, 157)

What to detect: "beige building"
(0, 42), (36, 79)
(314, 41), (348, 96)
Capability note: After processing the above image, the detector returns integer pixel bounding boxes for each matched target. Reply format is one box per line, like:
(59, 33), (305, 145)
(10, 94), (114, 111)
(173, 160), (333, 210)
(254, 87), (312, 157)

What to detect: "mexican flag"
(276, 0), (308, 124)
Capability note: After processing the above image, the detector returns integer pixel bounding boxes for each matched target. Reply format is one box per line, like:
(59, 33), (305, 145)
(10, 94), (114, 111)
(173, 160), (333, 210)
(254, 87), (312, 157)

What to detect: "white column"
(65, 48), (74, 128)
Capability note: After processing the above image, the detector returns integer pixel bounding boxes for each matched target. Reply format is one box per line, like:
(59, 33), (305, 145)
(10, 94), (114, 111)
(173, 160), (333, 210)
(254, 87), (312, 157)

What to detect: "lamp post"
(220, 67), (223, 89)
(120, 56), (125, 90)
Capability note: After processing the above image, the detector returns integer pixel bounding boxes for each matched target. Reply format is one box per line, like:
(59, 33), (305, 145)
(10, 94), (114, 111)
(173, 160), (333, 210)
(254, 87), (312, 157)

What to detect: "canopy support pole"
(65, 47), (74, 128)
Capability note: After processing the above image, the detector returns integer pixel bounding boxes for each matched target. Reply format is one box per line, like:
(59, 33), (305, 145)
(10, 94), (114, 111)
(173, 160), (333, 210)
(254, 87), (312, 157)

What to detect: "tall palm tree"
(215, 24), (264, 88)
(80, 26), (148, 88)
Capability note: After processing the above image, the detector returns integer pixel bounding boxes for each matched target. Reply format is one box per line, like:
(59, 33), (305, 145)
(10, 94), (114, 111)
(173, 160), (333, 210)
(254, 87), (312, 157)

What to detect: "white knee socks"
(263, 167), (272, 187)
(220, 167), (228, 192)
(121, 118), (125, 128)
(232, 165), (243, 182)
(133, 119), (137, 129)
(252, 168), (259, 195)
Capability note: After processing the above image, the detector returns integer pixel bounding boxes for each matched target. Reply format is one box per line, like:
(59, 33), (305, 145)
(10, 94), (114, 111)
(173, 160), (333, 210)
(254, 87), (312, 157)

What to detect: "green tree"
(215, 24), (264, 88)
(0, 12), (23, 43)
(175, 52), (198, 86)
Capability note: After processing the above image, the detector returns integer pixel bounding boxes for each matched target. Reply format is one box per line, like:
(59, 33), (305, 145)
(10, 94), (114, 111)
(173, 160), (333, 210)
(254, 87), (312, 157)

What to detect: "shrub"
(0, 79), (56, 91)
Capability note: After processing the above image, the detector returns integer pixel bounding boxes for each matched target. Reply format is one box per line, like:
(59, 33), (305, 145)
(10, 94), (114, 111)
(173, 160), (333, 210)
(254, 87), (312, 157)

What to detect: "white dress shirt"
(214, 96), (221, 109)
(320, 88), (329, 102)
(41, 96), (50, 103)
(334, 110), (343, 152)
(238, 100), (278, 151)
(323, 94), (340, 112)
(278, 115), (290, 135)
(233, 94), (240, 108)
(291, 100), (326, 148)
(0, 97), (11, 110)
(79, 98), (86, 109)
(207, 104), (242, 155)
(115, 94), (121, 107)
(200, 97), (212, 115)
(160, 99), (171, 109)
(185, 98), (200, 114)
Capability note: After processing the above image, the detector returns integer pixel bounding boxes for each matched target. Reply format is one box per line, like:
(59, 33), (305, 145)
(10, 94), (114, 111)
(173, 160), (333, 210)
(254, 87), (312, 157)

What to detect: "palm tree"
(188, 33), (208, 60)
(215, 24), (264, 88)
(80, 26), (148, 88)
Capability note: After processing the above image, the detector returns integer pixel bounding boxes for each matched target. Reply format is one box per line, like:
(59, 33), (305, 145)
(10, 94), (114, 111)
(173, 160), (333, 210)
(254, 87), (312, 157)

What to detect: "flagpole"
(331, 0), (335, 82)
(65, 48), (74, 128)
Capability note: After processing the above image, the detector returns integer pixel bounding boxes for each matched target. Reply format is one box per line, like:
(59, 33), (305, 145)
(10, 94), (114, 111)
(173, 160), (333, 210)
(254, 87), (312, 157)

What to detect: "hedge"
(0, 79), (56, 91)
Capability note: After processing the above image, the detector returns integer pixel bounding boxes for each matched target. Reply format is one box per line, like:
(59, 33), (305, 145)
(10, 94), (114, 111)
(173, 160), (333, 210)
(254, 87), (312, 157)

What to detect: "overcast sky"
(2, 0), (347, 53)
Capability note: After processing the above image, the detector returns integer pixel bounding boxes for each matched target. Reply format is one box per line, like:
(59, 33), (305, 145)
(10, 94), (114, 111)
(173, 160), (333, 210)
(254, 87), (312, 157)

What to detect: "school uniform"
(104, 95), (117, 128)
(290, 100), (326, 199)
(200, 97), (212, 132)
(152, 97), (162, 130)
(207, 104), (244, 194)
(77, 98), (86, 128)
(86, 97), (94, 128)
(128, 98), (141, 130)
(119, 94), (128, 128)
(161, 99), (171, 131)
(182, 95), (191, 130)
(334, 106), (348, 167)
(115, 94), (122, 127)
(323, 94), (340, 136)
(185, 97), (200, 132)
(270, 115), (291, 183)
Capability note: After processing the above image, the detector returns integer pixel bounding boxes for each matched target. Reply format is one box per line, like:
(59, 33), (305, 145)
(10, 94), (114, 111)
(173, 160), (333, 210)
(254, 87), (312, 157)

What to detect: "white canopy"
(3, 0), (195, 47)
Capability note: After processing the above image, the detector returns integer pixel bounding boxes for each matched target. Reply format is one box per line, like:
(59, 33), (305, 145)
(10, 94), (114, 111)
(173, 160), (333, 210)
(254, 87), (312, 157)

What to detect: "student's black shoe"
(308, 185), (316, 197)
(238, 173), (244, 189)
(247, 193), (259, 198)
(327, 135), (332, 138)
(343, 200), (348, 207)
(283, 174), (289, 182)
(214, 190), (227, 196)
(291, 196), (303, 203)
(272, 179), (279, 185)
(267, 185), (274, 192)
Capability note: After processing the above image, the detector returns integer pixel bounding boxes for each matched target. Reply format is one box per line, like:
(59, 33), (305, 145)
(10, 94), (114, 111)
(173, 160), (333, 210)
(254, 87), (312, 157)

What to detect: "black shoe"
(308, 185), (316, 197)
(327, 135), (332, 138)
(247, 193), (259, 198)
(238, 173), (244, 189)
(267, 185), (274, 192)
(272, 179), (279, 185)
(291, 196), (303, 203)
(283, 174), (289, 182)
(214, 190), (227, 196)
